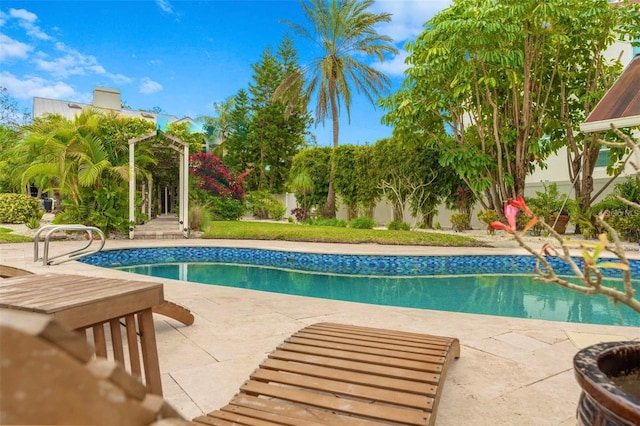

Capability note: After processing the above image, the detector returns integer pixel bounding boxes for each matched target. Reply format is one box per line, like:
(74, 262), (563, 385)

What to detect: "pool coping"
(2, 238), (640, 426)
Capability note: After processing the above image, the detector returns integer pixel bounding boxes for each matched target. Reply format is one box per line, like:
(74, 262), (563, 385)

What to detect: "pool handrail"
(34, 225), (105, 266)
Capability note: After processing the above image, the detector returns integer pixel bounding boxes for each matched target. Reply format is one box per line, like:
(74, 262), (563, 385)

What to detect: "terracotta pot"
(574, 341), (640, 426)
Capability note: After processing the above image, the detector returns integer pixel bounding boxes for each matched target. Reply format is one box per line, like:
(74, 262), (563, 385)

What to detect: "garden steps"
(133, 214), (187, 240)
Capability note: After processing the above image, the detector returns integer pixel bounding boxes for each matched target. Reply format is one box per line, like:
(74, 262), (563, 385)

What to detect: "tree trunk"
(324, 92), (340, 219)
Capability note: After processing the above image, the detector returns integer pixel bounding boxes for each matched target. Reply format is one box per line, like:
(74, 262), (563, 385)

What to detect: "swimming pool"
(80, 247), (640, 327)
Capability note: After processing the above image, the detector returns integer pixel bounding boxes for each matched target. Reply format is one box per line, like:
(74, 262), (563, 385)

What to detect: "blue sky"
(0, 0), (451, 146)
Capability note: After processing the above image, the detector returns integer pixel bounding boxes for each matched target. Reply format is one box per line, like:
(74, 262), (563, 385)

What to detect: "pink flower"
(489, 196), (539, 234)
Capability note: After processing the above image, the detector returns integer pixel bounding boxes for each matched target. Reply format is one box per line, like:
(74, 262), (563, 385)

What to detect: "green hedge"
(0, 193), (43, 224)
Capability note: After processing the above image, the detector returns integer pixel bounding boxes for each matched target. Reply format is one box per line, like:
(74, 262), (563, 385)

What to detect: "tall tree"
(275, 0), (397, 217)
(0, 87), (30, 129)
(546, 1), (640, 214)
(381, 0), (640, 215)
(222, 90), (252, 175)
(243, 38), (310, 192)
(333, 144), (381, 219)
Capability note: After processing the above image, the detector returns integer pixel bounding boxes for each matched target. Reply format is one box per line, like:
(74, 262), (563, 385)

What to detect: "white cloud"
(10, 8), (51, 40)
(9, 8), (37, 23)
(139, 77), (162, 94)
(0, 33), (32, 60)
(374, 50), (410, 77)
(30, 42), (133, 85)
(370, 1), (451, 75)
(156, 0), (174, 14)
(0, 71), (77, 100)
(372, 0), (451, 43)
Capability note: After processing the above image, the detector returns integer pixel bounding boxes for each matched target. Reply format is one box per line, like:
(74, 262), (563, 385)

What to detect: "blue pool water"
(80, 247), (640, 327)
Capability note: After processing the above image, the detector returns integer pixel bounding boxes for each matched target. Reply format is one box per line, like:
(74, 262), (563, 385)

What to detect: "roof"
(580, 54), (640, 132)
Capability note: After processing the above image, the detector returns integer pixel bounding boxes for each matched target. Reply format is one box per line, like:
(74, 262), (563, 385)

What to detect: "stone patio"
(2, 237), (639, 425)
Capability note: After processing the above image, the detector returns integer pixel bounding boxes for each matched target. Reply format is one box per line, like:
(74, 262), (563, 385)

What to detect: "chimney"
(92, 87), (121, 110)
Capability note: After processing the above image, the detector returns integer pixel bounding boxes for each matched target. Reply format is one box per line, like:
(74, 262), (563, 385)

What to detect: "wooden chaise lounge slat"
(192, 322), (460, 426)
(1, 308), (459, 426)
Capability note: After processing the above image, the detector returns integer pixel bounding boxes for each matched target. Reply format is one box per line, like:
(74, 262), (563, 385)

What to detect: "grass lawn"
(202, 221), (484, 246)
(0, 227), (32, 243)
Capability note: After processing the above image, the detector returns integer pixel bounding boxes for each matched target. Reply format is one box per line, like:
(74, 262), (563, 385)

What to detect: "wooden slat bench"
(192, 322), (460, 426)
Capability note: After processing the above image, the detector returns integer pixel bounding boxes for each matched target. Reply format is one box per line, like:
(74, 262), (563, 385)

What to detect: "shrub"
(0, 193), (42, 224)
(291, 207), (308, 222)
(190, 152), (249, 200)
(477, 209), (500, 235)
(476, 209), (499, 226)
(310, 218), (347, 227)
(387, 220), (411, 231)
(450, 212), (470, 232)
(25, 217), (41, 229)
(209, 197), (246, 221)
(348, 217), (376, 229)
(189, 202), (212, 231)
(246, 191), (286, 220)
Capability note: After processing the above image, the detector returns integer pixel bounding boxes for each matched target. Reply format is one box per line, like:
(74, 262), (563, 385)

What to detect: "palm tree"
(275, 0), (397, 217)
(197, 97), (234, 158)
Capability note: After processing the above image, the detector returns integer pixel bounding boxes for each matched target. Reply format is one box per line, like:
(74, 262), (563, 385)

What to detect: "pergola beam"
(128, 131), (189, 239)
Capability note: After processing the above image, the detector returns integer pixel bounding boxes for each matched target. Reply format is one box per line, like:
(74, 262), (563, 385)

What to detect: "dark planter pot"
(550, 214), (570, 234)
(574, 341), (640, 426)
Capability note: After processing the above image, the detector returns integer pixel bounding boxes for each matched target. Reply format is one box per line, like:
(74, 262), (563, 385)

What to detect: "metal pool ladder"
(34, 225), (106, 266)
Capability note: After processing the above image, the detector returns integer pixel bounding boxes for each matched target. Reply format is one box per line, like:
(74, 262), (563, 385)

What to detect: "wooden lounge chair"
(193, 322), (460, 426)
(0, 264), (195, 326)
(0, 311), (460, 426)
(0, 309), (189, 426)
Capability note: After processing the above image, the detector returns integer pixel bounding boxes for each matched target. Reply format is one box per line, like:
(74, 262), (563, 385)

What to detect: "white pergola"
(128, 130), (189, 239)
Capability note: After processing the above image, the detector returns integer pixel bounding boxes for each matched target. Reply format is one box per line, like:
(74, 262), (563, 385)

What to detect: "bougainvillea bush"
(189, 153), (252, 220)
(190, 153), (250, 200)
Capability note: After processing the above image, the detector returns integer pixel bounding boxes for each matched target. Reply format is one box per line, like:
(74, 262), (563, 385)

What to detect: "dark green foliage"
(450, 213), (470, 232)
(592, 177), (640, 241)
(0, 193), (42, 223)
(380, 0), (640, 212)
(307, 218), (347, 227)
(348, 217), (376, 229)
(387, 221), (411, 231)
(0, 125), (22, 192)
(220, 89), (252, 175)
(226, 38), (309, 193)
(246, 191), (286, 220)
(52, 186), (132, 235)
(526, 182), (575, 221)
(289, 147), (331, 212)
(334, 145), (381, 219)
(209, 196), (246, 221)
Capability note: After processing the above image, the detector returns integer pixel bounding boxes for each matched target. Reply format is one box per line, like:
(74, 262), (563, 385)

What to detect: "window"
(595, 148), (610, 168)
